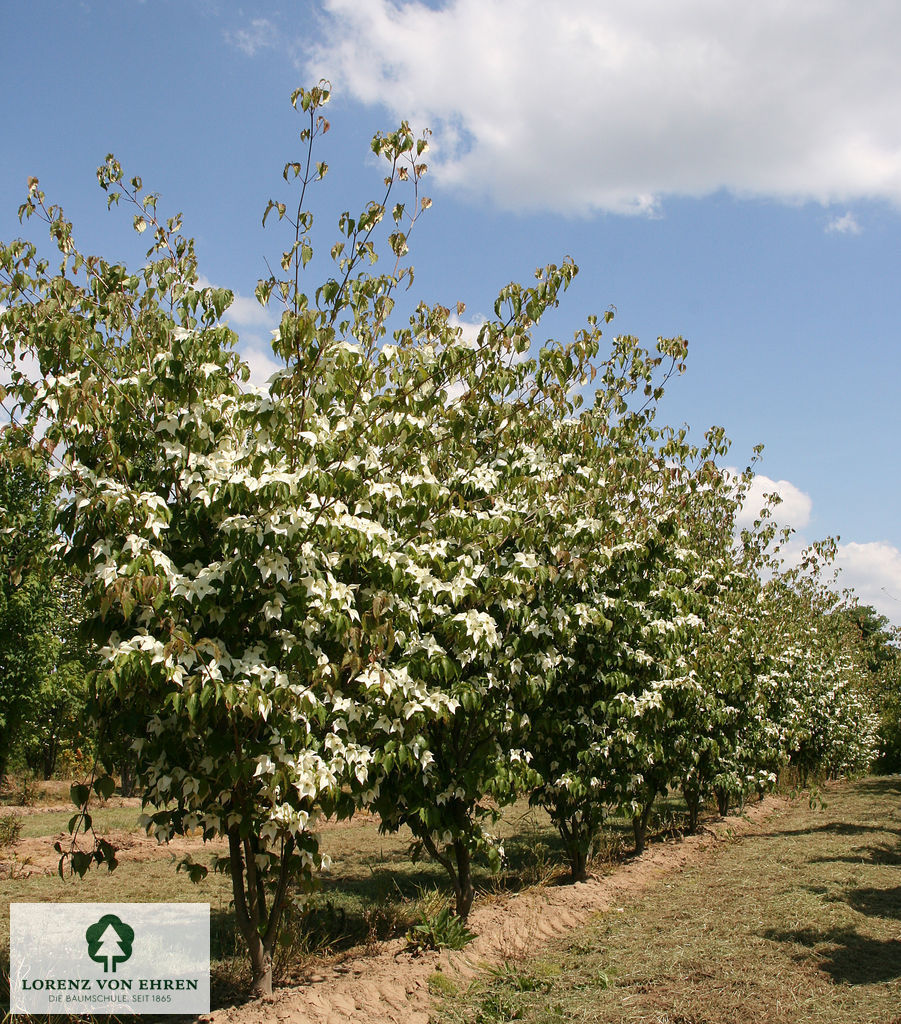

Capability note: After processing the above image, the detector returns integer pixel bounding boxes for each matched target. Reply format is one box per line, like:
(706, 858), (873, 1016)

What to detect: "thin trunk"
(557, 817), (591, 882)
(569, 846), (588, 882)
(119, 759), (137, 798)
(228, 829), (271, 997)
(632, 792), (656, 855)
(421, 831), (475, 921)
(42, 737), (58, 780)
(227, 828), (296, 997)
(453, 839), (474, 920)
(715, 786), (730, 817)
(684, 786), (701, 834)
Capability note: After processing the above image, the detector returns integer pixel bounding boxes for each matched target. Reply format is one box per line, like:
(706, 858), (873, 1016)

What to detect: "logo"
(11, 903), (209, 1014)
(85, 914), (135, 973)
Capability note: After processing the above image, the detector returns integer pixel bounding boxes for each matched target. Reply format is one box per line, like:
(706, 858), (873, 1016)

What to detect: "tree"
(0, 84), (452, 994)
(2, 81), (882, 998)
(840, 603), (901, 772)
(366, 278), (625, 911)
(0, 438), (62, 781)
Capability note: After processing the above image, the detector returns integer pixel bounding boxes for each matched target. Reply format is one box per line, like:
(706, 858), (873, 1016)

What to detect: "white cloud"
(1, 347), (41, 390)
(731, 468), (901, 627)
(835, 541), (901, 626)
(442, 313), (484, 404)
(226, 294), (278, 330)
(241, 343), (282, 392)
(1, 305), (42, 427)
(224, 18), (278, 57)
(826, 211), (862, 235)
(195, 276), (278, 331)
(735, 472), (813, 532)
(306, 0), (901, 215)
(447, 312), (484, 347)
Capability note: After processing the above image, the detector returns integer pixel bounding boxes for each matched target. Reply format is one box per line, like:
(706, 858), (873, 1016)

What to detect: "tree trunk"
(227, 827), (295, 998)
(632, 793), (656, 855)
(119, 758), (137, 798)
(247, 931), (274, 998)
(42, 734), (60, 780)
(0, 747), (10, 791)
(452, 839), (474, 920)
(420, 826), (477, 921)
(715, 786), (730, 817)
(569, 846), (588, 882)
(684, 786), (701, 834)
(556, 817), (591, 882)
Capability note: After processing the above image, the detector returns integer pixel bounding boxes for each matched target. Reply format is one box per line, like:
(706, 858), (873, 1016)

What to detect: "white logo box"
(10, 902), (210, 1015)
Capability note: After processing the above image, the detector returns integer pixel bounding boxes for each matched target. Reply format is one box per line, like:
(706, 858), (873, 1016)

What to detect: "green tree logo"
(85, 914), (134, 973)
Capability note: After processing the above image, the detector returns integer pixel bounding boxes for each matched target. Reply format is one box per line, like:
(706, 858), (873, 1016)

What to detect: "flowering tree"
(527, 412), (744, 865)
(0, 84), (460, 994)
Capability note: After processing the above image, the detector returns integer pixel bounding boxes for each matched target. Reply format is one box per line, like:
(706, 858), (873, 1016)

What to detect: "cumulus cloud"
(305, 0), (901, 215)
(1, 306), (42, 427)
(730, 468), (901, 626)
(225, 294), (278, 330)
(224, 17), (278, 57)
(241, 343), (282, 391)
(195, 276), (278, 331)
(835, 541), (901, 626)
(826, 211), (862, 235)
(192, 278), (282, 389)
(735, 472), (813, 532)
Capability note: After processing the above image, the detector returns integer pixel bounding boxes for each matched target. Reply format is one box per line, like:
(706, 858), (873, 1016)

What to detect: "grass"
(7, 778), (894, 1019)
(0, 788), (738, 1009)
(433, 776), (901, 1024)
(0, 777), (87, 807)
(8, 805), (146, 839)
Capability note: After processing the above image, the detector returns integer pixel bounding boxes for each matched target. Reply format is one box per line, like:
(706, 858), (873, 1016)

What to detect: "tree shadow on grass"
(810, 841), (901, 867)
(755, 822), (901, 841)
(844, 885), (901, 921)
(763, 925), (901, 985)
(843, 776), (901, 796)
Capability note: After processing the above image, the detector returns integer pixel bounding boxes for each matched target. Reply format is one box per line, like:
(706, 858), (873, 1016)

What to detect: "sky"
(2, 0), (900, 625)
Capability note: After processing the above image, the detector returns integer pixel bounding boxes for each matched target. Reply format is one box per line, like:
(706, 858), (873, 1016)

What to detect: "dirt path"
(202, 796), (787, 1024)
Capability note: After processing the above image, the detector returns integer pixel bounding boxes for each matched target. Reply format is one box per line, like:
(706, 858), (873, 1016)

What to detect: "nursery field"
(2, 776), (900, 1022)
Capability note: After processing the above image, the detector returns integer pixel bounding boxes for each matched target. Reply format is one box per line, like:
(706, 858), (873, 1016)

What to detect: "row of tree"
(0, 85), (896, 996)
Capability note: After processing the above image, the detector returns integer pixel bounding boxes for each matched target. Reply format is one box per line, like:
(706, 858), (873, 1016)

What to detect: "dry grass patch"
(435, 777), (901, 1024)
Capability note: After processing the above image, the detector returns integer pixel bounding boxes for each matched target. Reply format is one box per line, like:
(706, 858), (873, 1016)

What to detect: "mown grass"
(434, 776), (901, 1024)
(6, 806), (145, 839)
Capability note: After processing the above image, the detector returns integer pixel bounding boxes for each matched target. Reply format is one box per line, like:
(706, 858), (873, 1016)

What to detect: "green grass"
(0, 789), (735, 1008)
(9, 805), (145, 839)
(433, 776), (901, 1024)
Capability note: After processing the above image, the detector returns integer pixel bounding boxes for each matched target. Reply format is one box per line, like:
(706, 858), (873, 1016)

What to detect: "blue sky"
(2, 0), (901, 624)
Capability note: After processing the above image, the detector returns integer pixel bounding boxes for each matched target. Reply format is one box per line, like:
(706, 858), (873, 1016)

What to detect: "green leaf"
(70, 783), (90, 808)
